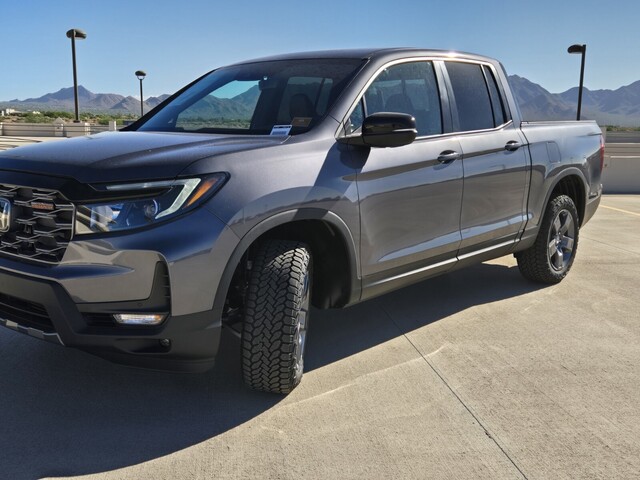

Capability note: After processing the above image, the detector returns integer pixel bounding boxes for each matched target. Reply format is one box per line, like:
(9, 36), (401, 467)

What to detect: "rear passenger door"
(347, 61), (464, 298)
(443, 61), (529, 253)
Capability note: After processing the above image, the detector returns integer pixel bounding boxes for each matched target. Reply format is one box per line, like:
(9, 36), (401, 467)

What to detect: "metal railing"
(0, 121), (117, 138)
(603, 143), (640, 193)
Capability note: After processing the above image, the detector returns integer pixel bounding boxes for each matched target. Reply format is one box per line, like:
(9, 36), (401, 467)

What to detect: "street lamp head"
(567, 44), (586, 54)
(66, 28), (86, 123)
(567, 44), (587, 121)
(136, 71), (147, 116)
(66, 28), (87, 40)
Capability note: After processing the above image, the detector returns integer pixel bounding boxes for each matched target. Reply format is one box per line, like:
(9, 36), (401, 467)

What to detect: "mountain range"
(1, 86), (170, 115)
(509, 76), (640, 126)
(3, 78), (640, 126)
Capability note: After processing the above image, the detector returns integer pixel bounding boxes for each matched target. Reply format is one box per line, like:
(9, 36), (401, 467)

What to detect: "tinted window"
(446, 62), (494, 132)
(359, 61), (442, 136)
(175, 80), (259, 131)
(276, 77), (333, 124)
(483, 65), (506, 126)
(137, 59), (363, 135)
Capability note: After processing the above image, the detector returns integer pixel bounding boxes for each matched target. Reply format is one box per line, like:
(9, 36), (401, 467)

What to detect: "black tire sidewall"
(540, 195), (579, 281)
(241, 240), (312, 394)
(516, 194), (580, 284)
(544, 195), (579, 280)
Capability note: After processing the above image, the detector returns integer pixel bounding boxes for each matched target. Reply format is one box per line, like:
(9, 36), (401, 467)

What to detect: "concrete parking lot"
(0, 195), (638, 480)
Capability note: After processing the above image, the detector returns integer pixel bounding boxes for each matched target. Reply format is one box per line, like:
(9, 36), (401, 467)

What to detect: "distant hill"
(110, 96), (145, 112)
(0, 86), (260, 117)
(145, 94), (170, 109)
(1, 86), (169, 115)
(232, 85), (260, 109)
(181, 95), (252, 120)
(3, 78), (640, 126)
(509, 76), (640, 126)
(508, 75), (575, 120)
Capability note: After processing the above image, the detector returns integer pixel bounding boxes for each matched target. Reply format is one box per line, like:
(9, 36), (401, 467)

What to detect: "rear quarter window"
(483, 65), (507, 126)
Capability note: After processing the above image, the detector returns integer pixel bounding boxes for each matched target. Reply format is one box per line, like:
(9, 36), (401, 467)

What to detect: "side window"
(483, 65), (507, 126)
(446, 62), (494, 132)
(349, 61), (442, 137)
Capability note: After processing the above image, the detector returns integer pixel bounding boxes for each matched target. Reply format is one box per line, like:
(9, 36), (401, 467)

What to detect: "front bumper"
(0, 206), (240, 372)
(0, 263), (221, 372)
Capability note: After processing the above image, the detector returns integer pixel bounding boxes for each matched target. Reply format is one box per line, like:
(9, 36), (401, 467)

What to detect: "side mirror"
(339, 112), (417, 148)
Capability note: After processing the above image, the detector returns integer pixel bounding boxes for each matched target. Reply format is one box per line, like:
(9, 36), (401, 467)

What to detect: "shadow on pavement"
(0, 332), (280, 479)
(305, 262), (545, 371)
(0, 261), (542, 479)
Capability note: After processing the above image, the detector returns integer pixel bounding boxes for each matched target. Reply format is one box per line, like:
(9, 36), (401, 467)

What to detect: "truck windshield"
(136, 58), (364, 135)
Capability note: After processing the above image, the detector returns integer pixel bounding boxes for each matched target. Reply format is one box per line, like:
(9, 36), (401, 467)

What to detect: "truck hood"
(0, 131), (286, 184)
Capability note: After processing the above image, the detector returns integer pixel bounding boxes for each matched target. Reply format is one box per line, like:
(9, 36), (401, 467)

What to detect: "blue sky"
(2, 0), (639, 100)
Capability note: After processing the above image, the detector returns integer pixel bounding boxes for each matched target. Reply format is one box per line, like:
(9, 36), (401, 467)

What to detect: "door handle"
(505, 141), (522, 152)
(437, 150), (461, 164)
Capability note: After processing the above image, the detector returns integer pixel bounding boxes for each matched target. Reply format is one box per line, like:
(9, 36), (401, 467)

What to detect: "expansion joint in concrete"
(380, 305), (529, 480)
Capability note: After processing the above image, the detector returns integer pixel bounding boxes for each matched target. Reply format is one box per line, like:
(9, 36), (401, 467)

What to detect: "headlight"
(74, 173), (227, 234)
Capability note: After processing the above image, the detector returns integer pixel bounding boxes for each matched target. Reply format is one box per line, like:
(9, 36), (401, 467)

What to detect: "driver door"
(349, 61), (464, 299)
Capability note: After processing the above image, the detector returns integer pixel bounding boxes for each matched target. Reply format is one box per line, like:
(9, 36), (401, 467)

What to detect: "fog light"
(114, 313), (166, 325)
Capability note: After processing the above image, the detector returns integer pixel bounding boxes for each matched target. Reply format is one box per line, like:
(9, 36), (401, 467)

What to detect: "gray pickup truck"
(0, 48), (602, 393)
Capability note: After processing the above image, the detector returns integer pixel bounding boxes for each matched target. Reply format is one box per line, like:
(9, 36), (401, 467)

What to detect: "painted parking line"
(600, 205), (640, 218)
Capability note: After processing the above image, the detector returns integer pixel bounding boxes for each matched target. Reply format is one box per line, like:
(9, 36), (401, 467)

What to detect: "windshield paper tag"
(270, 125), (292, 136)
(292, 117), (312, 127)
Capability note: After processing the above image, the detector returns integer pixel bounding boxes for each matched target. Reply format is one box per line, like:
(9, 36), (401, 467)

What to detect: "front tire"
(516, 194), (579, 284)
(241, 240), (312, 394)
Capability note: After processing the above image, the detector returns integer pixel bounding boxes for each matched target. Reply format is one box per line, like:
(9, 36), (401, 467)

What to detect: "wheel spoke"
(553, 250), (564, 269)
(298, 309), (307, 329)
(548, 239), (557, 258)
(560, 214), (573, 235)
(295, 272), (311, 367)
(553, 216), (562, 234)
(561, 236), (574, 253)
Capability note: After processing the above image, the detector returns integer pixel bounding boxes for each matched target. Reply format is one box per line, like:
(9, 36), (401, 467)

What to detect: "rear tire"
(241, 240), (312, 394)
(516, 194), (579, 284)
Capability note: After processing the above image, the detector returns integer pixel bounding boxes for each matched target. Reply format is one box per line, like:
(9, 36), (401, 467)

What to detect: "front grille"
(0, 292), (55, 333)
(0, 184), (74, 263)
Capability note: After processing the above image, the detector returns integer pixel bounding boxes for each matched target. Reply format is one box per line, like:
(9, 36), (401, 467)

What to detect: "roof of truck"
(232, 48), (496, 65)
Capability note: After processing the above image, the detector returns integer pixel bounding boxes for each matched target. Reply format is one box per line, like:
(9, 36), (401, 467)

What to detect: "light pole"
(567, 44), (587, 121)
(66, 28), (87, 123)
(135, 70), (146, 117)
